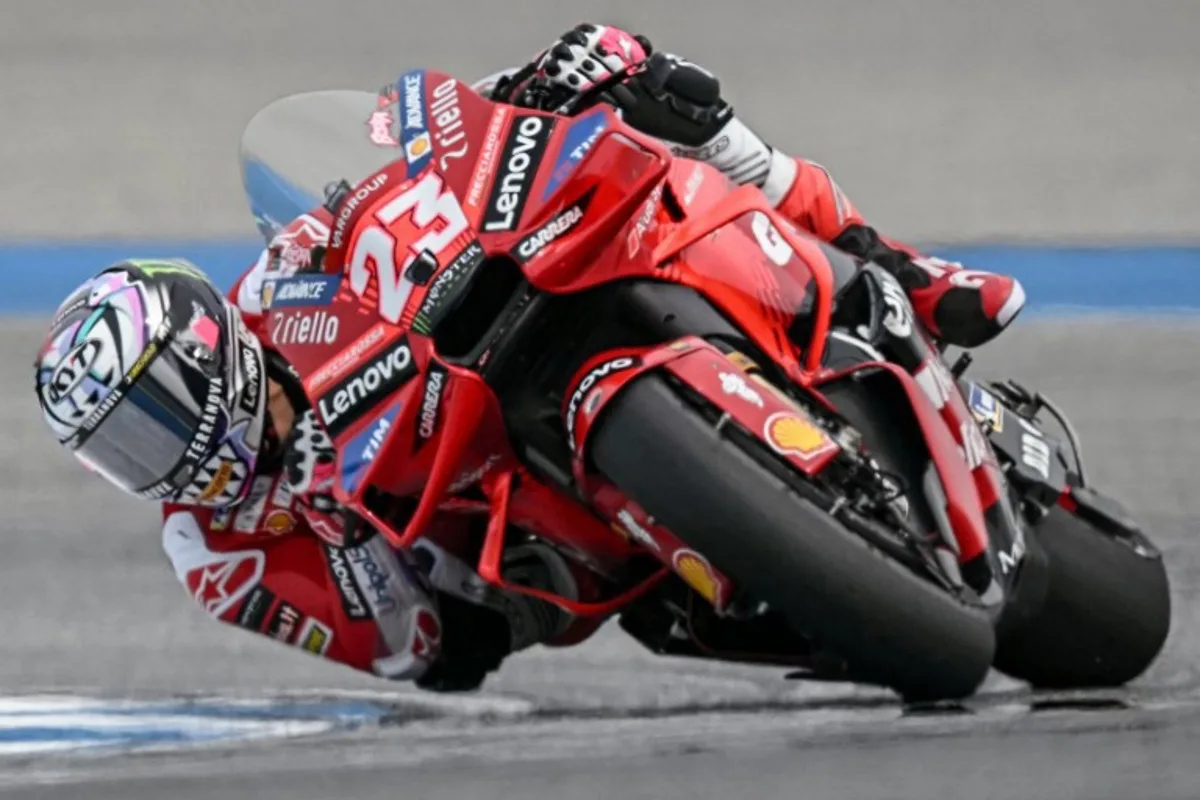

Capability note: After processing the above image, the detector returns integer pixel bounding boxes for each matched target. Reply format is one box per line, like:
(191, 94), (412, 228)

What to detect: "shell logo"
(263, 510), (295, 536)
(671, 549), (720, 606)
(764, 411), (835, 459)
(260, 280), (277, 311)
(405, 132), (432, 161)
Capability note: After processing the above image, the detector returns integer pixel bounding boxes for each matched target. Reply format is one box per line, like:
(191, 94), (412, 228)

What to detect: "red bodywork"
(262, 70), (996, 617)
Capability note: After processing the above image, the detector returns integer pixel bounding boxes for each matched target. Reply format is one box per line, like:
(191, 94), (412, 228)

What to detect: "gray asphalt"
(2, 0), (1198, 797)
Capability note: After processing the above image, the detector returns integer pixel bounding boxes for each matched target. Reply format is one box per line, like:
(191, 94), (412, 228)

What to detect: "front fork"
(861, 265), (1029, 605)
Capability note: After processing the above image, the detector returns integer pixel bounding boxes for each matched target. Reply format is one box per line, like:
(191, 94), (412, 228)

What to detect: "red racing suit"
(158, 92), (1023, 686)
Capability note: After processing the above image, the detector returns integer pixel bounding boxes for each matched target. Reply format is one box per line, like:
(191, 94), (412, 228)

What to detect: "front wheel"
(590, 375), (995, 702)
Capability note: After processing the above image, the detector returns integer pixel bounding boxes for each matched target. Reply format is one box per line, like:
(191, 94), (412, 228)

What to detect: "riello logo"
(272, 310), (340, 346)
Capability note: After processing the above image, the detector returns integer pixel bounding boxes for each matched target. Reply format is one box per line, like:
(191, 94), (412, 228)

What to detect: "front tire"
(590, 375), (995, 702)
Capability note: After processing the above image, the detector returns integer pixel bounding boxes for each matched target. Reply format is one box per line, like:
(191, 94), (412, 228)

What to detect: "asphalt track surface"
(4, 317), (1199, 798)
(3, 0), (1199, 797)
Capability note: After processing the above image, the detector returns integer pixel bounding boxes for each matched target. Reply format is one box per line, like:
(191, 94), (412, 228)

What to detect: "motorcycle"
(237, 67), (1170, 702)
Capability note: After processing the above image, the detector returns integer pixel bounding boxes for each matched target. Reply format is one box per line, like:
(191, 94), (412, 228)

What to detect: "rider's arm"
(160, 503), (442, 682)
(227, 248), (271, 336)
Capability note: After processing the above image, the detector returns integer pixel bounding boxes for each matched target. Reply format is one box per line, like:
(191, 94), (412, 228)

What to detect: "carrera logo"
(316, 338), (416, 438)
(483, 115), (553, 232)
(515, 189), (593, 263)
(416, 364), (447, 442)
(566, 356), (641, 445)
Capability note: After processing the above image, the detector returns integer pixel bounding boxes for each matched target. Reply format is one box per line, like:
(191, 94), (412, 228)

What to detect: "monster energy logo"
(125, 259), (208, 280)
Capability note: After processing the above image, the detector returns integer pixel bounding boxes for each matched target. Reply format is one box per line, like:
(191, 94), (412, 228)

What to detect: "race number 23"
(348, 172), (469, 324)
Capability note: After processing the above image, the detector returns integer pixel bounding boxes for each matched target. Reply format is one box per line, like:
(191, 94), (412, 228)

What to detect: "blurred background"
(1, 1), (1197, 795)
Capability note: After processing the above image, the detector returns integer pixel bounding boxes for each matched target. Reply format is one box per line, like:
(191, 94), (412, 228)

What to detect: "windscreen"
(239, 89), (403, 241)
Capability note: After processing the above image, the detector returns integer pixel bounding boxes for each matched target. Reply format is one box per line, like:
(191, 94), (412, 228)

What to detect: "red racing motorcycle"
(239, 68), (1170, 701)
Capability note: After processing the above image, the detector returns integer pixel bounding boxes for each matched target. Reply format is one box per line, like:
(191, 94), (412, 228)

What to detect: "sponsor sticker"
(266, 275), (342, 309)
(430, 76), (469, 169)
(671, 549), (720, 605)
(514, 189), (593, 263)
(341, 402), (403, 494)
(466, 106), (512, 212)
(271, 309), (340, 347)
(366, 109), (398, 147)
(763, 411), (837, 460)
(316, 338), (416, 438)
(298, 618), (334, 655)
(398, 69), (431, 172)
(235, 585), (276, 632)
(233, 476), (274, 533)
(542, 110), (607, 199)
(968, 383), (1003, 432)
(565, 356), (641, 445)
(411, 241), (485, 335)
(718, 371), (764, 408)
(306, 323), (390, 394)
(482, 114), (554, 232)
(324, 544), (371, 621)
(266, 602), (302, 644)
(625, 184), (663, 257)
(415, 363), (448, 446)
(263, 510), (295, 536)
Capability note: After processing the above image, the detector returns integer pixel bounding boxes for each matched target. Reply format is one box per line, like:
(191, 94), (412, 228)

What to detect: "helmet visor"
(71, 334), (227, 498)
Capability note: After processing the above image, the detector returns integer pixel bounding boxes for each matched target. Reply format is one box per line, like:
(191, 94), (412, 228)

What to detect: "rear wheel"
(994, 505), (1170, 688)
(590, 375), (995, 702)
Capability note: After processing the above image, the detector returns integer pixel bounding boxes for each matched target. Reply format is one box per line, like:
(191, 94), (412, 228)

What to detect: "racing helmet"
(34, 259), (268, 507)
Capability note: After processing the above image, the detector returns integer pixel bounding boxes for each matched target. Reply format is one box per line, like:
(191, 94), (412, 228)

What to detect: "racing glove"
(501, 23), (797, 205)
(281, 409), (369, 548)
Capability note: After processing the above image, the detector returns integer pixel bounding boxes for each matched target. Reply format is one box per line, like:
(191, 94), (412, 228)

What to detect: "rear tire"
(994, 506), (1170, 688)
(590, 375), (995, 702)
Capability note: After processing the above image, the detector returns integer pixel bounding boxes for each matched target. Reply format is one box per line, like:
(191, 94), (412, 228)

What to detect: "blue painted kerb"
(0, 240), (1196, 314)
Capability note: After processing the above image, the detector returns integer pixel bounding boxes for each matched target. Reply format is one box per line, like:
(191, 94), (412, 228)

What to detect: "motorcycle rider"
(33, 24), (1024, 693)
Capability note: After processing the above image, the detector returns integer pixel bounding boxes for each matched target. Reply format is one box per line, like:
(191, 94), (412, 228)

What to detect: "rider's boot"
(411, 540), (581, 691)
(896, 256), (1026, 349)
(834, 224), (1026, 348)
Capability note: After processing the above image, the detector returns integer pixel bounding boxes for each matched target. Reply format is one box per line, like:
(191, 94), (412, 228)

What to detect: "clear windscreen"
(238, 89), (403, 241)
